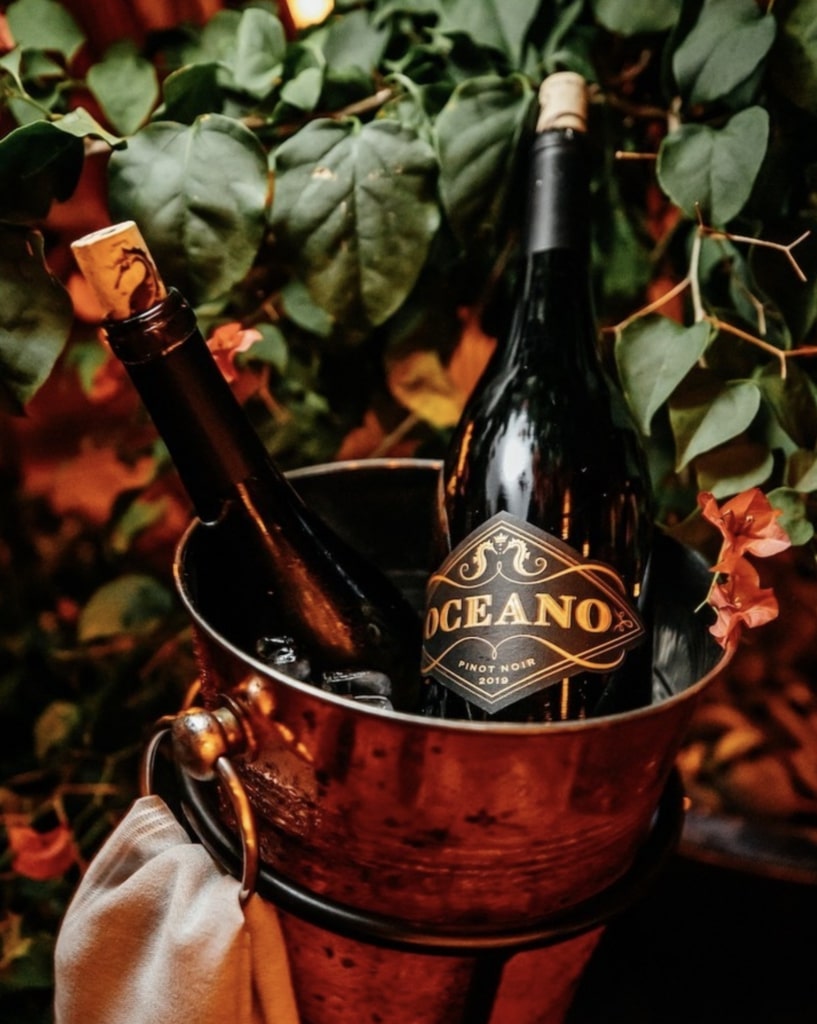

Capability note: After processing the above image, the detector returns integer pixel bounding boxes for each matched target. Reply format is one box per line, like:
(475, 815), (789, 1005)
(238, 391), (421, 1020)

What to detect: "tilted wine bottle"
(72, 222), (422, 712)
(421, 72), (654, 722)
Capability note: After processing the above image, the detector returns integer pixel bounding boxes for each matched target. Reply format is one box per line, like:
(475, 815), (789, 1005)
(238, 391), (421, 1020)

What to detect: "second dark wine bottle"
(72, 222), (422, 713)
(421, 72), (654, 723)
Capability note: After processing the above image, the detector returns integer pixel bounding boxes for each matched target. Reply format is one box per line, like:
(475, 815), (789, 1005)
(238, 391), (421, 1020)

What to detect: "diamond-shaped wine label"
(421, 512), (645, 713)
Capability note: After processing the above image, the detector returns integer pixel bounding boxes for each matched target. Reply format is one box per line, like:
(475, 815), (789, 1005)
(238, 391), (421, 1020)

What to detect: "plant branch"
(700, 224), (810, 282)
(689, 227), (705, 322)
(246, 86), (395, 135)
(610, 213), (816, 380)
(602, 89), (669, 123)
(614, 151), (657, 161)
(608, 274), (690, 333)
(703, 315), (787, 375)
(370, 412), (420, 458)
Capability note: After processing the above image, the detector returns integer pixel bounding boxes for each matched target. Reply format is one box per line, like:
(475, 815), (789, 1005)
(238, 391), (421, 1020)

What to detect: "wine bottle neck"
(104, 287), (196, 363)
(525, 128), (590, 257)
(104, 289), (277, 524)
(502, 125), (597, 369)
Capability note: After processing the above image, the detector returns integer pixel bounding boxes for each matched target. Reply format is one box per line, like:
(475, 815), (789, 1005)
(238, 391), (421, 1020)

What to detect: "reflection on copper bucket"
(166, 459), (730, 1024)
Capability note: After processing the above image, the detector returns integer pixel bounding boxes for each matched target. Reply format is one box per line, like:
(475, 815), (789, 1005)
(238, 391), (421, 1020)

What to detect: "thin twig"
(370, 413), (420, 458)
(701, 226), (810, 282)
(245, 87), (395, 134)
(602, 90), (669, 122)
(608, 275), (690, 334)
(703, 315), (787, 376)
(689, 228), (705, 322)
(255, 364), (291, 424)
(614, 151), (657, 161)
(611, 210), (817, 383)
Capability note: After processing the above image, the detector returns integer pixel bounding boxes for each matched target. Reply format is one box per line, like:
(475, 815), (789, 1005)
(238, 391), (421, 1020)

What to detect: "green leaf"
(270, 117), (440, 326)
(280, 67), (324, 110)
(670, 373), (762, 469)
(784, 448), (817, 493)
(280, 279), (334, 337)
(273, 35), (367, 116)
(694, 440), (773, 497)
(33, 700), (81, 760)
(767, 487), (815, 545)
(2, 48), (65, 125)
(320, 7), (390, 73)
(110, 497), (168, 555)
(656, 106), (769, 225)
(769, 0), (817, 116)
(181, 8), (241, 65)
(0, 48), (25, 92)
(108, 114), (270, 304)
(757, 361), (817, 451)
(614, 316), (710, 435)
(319, 64), (374, 110)
(435, 73), (533, 245)
(236, 322), (289, 374)
(159, 63), (224, 124)
(64, 340), (108, 395)
(77, 574), (173, 643)
(54, 106), (124, 148)
(0, 929), (55, 992)
(6, 0), (85, 62)
(231, 7), (286, 99)
(672, 0), (776, 106)
(595, 190), (652, 305)
(438, 0), (541, 65)
(0, 228), (73, 414)
(0, 120), (83, 222)
(86, 40), (159, 136)
(380, 73), (439, 140)
(591, 0), (681, 36)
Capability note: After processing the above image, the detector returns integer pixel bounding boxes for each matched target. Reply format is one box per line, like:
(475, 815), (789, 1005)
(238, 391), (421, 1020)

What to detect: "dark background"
(568, 851), (817, 1024)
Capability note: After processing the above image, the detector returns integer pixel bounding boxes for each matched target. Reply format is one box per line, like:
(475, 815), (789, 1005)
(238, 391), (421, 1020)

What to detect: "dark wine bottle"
(421, 72), (654, 723)
(72, 222), (422, 713)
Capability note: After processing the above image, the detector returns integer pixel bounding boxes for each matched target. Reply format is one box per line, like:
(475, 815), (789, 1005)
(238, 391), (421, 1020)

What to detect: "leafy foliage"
(0, 0), (811, 531)
(108, 114), (270, 304)
(3, 0), (817, 1012)
(656, 107), (770, 224)
(0, 227), (73, 414)
(271, 117), (440, 325)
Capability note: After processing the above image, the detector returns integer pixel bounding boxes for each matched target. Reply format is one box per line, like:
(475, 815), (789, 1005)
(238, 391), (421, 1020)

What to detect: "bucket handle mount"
(140, 698), (260, 906)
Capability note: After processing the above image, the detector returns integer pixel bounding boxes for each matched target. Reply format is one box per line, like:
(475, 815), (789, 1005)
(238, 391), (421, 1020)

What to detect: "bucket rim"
(172, 457), (733, 734)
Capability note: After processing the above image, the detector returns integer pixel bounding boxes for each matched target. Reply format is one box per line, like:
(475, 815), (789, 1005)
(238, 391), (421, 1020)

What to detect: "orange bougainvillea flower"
(707, 556), (780, 649)
(698, 489), (792, 649)
(6, 821), (80, 881)
(0, 15), (15, 54)
(206, 322), (264, 383)
(698, 488), (791, 567)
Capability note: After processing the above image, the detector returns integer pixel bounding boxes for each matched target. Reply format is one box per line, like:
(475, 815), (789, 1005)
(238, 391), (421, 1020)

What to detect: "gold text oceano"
(423, 592), (615, 640)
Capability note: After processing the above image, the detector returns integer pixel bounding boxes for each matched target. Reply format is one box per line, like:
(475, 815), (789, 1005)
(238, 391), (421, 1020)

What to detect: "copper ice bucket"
(169, 458), (730, 1024)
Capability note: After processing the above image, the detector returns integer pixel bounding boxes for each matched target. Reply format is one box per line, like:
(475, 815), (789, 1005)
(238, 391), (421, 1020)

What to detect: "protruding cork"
(537, 71), (587, 133)
(71, 221), (167, 320)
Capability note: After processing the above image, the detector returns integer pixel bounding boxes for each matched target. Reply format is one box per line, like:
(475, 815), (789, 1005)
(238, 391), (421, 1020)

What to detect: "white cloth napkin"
(54, 794), (300, 1024)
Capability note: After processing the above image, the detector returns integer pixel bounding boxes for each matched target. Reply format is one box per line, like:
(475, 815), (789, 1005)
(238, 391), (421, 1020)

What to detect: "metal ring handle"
(139, 711), (259, 906)
(140, 716), (177, 799)
(213, 753), (259, 906)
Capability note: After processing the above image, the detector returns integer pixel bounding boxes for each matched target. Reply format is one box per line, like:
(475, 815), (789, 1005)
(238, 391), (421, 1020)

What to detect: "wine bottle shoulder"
(443, 361), (653, 580)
